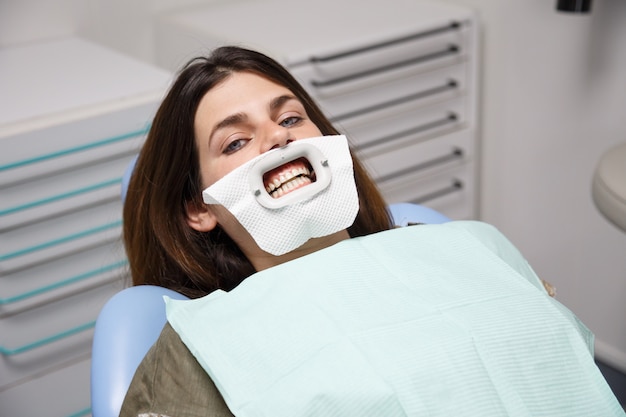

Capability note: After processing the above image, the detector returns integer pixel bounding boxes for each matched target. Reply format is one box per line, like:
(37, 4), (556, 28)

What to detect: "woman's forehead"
(196, 72), (300, 125)
(208, 72), (292, 104)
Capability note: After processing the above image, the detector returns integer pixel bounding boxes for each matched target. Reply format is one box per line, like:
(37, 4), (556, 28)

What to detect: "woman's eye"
(279, 116), (302, 128)
(224, 138), (248, 154)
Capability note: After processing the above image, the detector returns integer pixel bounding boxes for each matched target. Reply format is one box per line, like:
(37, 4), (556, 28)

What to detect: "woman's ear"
(186, 202), (218, 232)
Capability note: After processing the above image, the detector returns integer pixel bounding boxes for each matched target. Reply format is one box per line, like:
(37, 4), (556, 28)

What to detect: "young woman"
(119, 46), (622, 417)
(120, 45), (397, 417)
(123, 46), (392, 299)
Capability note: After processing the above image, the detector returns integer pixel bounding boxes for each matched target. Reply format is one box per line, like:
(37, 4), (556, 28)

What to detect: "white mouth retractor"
(248, 142), (332, 210)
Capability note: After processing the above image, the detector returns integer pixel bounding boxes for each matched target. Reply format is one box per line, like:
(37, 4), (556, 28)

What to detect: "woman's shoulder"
(158, 321), (189, 350)
(120, 322), (234, 417)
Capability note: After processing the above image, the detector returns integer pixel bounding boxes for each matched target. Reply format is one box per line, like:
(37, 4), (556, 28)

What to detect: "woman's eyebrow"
(210, 112), (247, 141)
(270, 94), (299, 111)
(208, 95), (300, 143)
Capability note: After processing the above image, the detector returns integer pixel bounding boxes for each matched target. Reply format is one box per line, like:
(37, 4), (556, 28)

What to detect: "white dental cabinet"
(155, 0), (479, 220)
(0, 37), (171, 416)
(0, 0), (478, 414)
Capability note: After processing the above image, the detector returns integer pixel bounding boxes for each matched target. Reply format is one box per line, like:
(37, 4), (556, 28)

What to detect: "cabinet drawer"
(1, 155), (132, 231)
(0, 101), (153, 186)
(359, 129), (473, 183)
(0, 200), (122, 274)
(0, 284), (117, 387)
(0, 241), (127, 317)
(300, 62), (468, 124)
(342, 98), (468, 157)
(289, 20), (470, 96)
(380, 164), (476, 220)
(0, 355), (92, 417)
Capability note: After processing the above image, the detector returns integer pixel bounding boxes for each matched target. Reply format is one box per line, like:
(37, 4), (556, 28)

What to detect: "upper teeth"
(266, 166), (310, 194)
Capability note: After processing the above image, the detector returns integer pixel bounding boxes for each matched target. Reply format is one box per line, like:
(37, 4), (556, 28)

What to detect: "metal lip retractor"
(248, 142), (331, 210)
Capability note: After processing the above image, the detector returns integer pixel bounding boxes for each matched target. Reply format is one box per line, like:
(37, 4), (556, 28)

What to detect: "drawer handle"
(331, 80), (459, 123)
(0, 260), (127, 306)
(310, 45), (460, 89)
(0, 320), (95, 355)
(410, 179), (464, 204)
(376, 148), (464, 184)
(0, 127), (148, 172)
(356, 112), (459, 152)
(309, 21), (461, 63)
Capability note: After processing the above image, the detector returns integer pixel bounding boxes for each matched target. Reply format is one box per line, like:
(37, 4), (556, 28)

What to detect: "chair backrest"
(120, 154), (137, 204)
(91, 285), (189, 417)
(387, 202), (451, 226)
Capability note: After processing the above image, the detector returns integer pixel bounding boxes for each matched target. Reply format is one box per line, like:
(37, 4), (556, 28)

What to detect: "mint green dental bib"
(166, 221), (623, 417)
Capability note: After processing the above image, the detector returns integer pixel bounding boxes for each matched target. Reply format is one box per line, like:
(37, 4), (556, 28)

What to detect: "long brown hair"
(123, 46), (392, 298)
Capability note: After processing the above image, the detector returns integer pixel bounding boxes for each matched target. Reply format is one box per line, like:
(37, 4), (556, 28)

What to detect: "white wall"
(438, 0), (626, 371)
(2, 0), (625, 371)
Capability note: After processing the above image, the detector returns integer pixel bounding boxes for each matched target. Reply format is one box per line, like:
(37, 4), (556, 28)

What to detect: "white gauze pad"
(202, 135), (359, 256)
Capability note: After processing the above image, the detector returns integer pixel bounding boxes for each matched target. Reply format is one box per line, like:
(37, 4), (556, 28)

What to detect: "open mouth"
(262, 157), (316, 199)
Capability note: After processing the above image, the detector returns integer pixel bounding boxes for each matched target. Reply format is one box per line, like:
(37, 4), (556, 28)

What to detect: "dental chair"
(90, 156), (451, 417)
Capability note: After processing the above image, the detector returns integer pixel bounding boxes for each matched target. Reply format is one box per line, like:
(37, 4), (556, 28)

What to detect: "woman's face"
(193, 71), (323, 188)
(187, 71), (339, 268)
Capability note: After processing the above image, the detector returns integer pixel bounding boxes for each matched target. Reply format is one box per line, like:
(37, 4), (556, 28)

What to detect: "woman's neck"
(247, 229), (351, 272)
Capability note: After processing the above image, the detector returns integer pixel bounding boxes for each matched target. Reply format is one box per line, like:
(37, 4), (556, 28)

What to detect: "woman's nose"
(263, 123), (294, 152)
